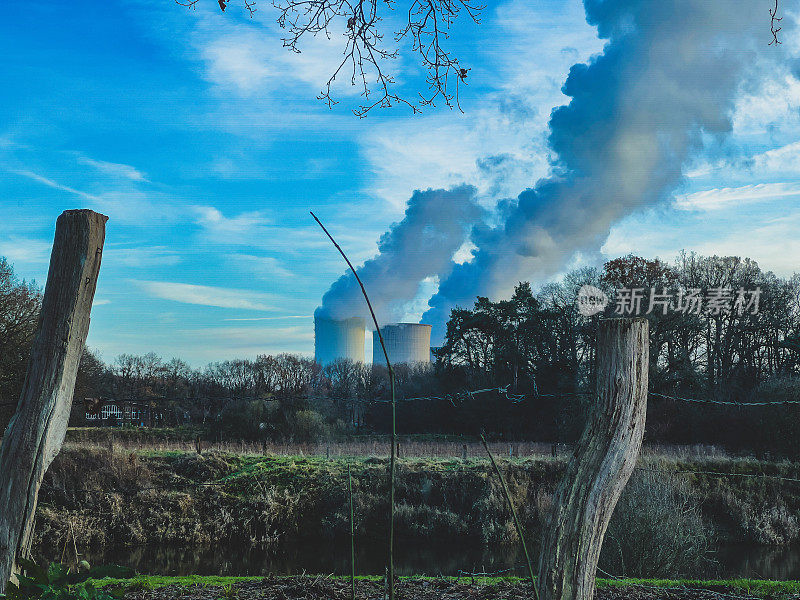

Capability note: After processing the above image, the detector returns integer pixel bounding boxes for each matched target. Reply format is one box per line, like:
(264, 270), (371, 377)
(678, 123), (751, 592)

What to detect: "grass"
(34, 445), (800, 579)
(91, 574), (800, 597)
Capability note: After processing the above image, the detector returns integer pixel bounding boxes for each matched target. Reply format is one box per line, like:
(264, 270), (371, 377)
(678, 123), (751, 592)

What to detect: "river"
(60, 542), (800, 580)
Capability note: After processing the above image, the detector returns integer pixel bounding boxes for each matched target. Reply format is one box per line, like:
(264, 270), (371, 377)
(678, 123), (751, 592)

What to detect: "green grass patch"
(92, 574), (800, 597)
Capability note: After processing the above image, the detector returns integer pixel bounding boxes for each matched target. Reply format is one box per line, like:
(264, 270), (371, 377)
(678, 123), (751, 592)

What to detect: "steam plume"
(316, 185), (482, 325)
(423, 0), (775, 341)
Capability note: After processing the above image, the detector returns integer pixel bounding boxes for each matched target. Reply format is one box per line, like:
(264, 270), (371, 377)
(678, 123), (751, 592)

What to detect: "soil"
(123, 577), (764, 600)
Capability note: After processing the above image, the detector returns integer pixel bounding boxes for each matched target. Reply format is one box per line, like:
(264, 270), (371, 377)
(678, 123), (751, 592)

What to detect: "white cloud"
(452, 240), (477, 264)
(603, 195), (800, 279)
(106, 246), (182, 268)
(224, 253), (293, 278)
(732, 74), (800, 138)
(0, 236), (52, 267)
(11, 169), (95, 199)
(201, 31), (274, 94)
(191, 205), (378, 267)
(133, 280), (279, 311)
(9, 167), (182, 226)
(223, 315), (310, 321)
(192, 205), (272, 238)
(193, 10), (371, 100)
(178, 324), (314, 358)
(91, 190), (183, 225)
(689, 213), (800, 277)
(675, 182), (800, 211)
(362, 110), (551, 210)
(76, 156), (148, 182)
(751, 140), (800, 177)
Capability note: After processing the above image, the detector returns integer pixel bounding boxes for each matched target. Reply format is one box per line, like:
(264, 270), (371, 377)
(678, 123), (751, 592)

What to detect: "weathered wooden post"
(537, 317), (648, 600)
(0, 210), (107, 592)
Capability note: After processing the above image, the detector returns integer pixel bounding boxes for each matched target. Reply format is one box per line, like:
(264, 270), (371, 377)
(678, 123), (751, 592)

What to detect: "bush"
(291, 410), (329, 442)
(600, 469), (713, 578)
(218, 400), (273, 440)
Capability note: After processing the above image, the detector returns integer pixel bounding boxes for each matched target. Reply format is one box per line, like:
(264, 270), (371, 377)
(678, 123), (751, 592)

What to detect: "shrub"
(600, 469), (713, 578)
(291, 410), (329, 442)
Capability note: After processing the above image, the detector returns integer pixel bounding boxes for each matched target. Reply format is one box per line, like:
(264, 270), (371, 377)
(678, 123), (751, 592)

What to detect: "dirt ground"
(123, 577), (763, 600)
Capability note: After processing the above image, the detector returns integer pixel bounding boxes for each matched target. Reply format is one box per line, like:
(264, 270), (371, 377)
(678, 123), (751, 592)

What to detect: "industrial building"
(314, 316), (366, 365)
(373, 323), (432, 365)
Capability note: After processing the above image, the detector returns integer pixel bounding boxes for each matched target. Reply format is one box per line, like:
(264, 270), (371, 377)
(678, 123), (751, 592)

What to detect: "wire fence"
(4, 383), (798, 412)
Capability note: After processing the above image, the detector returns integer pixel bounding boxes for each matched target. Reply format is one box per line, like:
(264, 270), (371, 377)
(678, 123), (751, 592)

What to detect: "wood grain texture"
(537, 317), (649, 600)
(0, 210), (107, 592)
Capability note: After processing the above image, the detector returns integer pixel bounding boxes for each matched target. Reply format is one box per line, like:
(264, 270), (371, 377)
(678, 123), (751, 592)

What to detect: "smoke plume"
(422, 0), (775, 342)
(316, 185), (482, 325)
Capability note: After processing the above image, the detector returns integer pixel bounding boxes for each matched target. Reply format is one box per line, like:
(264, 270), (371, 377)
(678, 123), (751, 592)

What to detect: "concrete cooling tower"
(373, 323), (432, 365)
(314, 316), (366, 365)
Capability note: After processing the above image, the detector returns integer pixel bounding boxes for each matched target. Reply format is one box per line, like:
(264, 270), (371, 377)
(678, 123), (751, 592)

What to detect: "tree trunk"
(0, 210), (107, 592)
(537, 317), (649, 600)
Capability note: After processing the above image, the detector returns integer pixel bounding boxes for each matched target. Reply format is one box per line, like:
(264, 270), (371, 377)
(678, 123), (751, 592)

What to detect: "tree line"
(1, 254), (799, 455)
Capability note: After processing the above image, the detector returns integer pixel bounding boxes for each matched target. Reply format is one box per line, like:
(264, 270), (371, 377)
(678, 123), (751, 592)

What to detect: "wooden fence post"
(0, 210), (107, 592)
(537, 317), (648, 600)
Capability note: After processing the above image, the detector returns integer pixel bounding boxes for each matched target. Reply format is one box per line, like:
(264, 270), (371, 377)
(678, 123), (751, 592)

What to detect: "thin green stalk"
(389, 375), (396, 599)
(310, 211), (396, 600)
(348, 463), (355, 600)
(480, 433), (539, 600)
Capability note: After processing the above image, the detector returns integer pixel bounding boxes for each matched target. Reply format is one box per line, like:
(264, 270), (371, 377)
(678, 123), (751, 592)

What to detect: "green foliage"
(292, 410), (330, 442)
(2, 559), (133, 600)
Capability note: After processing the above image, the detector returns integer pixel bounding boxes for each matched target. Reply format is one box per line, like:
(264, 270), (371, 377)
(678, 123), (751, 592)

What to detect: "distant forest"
(1, 253), (799, 456)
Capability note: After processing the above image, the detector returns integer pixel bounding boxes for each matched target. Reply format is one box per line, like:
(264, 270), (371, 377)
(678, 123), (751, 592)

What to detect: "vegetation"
(2, 559), (133, 600)
(81, 574), (800, 600)
(3, 254), (799, 458)
(29, 446), (800, 579)
(0, 258), (42, 422)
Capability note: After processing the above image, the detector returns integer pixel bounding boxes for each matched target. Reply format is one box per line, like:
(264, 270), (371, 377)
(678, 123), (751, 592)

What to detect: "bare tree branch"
(177, 0), (481, 116)
(769, 0), (782, 46)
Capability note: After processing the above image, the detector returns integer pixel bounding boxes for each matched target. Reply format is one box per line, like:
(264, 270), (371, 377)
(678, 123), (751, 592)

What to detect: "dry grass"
(60, 436), (733, 462)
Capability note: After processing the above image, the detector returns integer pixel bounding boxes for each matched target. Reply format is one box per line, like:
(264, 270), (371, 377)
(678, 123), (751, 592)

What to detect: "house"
(84, 399), (164, 427)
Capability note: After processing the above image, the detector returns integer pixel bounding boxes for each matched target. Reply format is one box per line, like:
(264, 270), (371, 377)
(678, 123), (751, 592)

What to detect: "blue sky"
(2, 0), (800, 365)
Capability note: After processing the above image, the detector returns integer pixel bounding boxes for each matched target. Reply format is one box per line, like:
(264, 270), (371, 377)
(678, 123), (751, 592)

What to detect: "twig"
(191, 0), (484, 115)
(769, 0), (782, 45)
(349, 462), (356, 600)
(310, 211), (397, 600)
(480, 433), (538, 600)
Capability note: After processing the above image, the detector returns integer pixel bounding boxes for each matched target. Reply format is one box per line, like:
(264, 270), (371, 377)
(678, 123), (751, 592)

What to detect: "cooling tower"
(373, 323), (432, 365)
(315, 316), (366, 365)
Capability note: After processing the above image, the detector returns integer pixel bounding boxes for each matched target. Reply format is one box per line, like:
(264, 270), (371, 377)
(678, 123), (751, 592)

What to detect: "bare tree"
(178, 0), (482, 116)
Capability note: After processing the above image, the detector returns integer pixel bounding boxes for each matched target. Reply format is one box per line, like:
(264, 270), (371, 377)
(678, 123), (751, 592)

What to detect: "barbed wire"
(3, 385), (798, 412)
(636, 466), (800, 485)
(350, 388), (800, 408)
(649, 391), (800, 406)
(362, 385), (527, 406)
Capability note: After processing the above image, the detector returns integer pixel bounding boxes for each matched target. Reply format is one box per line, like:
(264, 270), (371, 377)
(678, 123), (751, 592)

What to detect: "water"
(65, 542), (800, 580)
